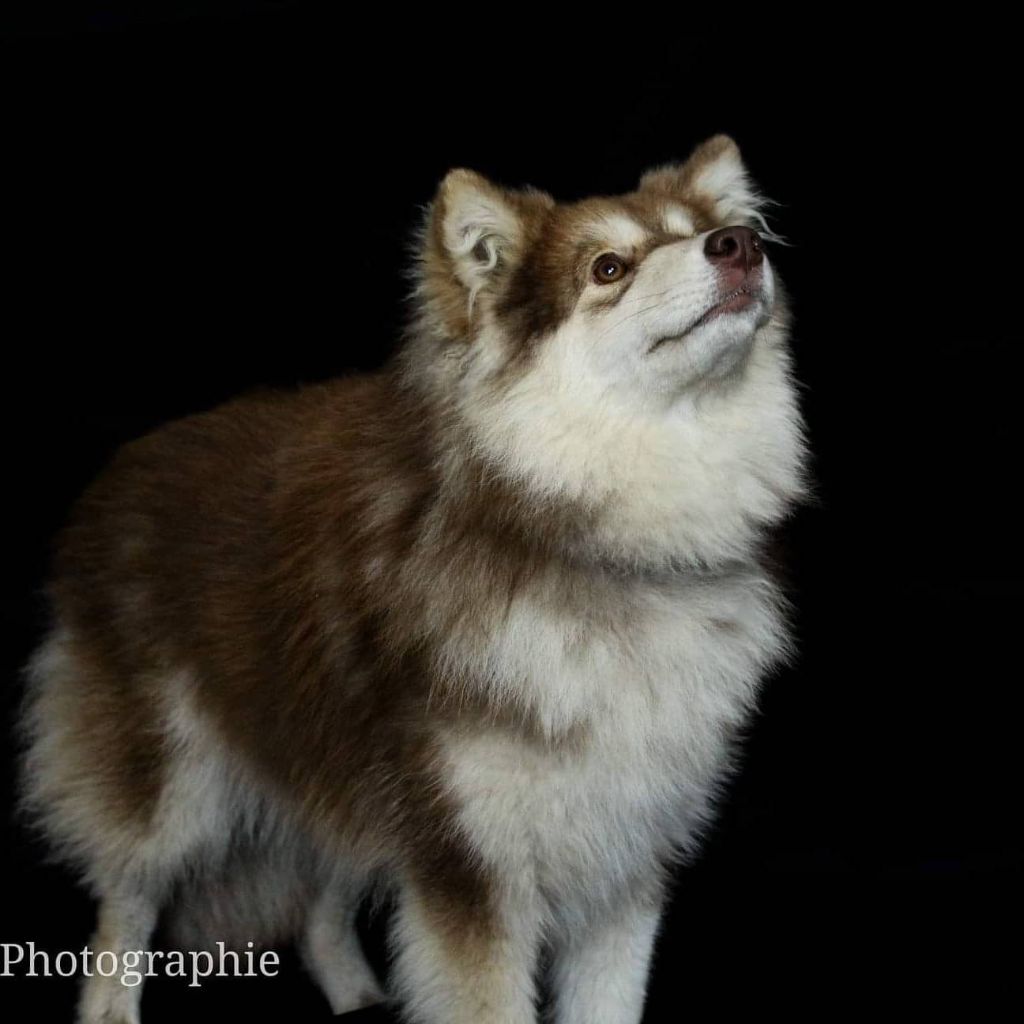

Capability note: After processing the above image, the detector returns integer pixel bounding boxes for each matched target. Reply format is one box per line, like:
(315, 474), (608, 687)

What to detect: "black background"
(1, 6), (1018, 1022)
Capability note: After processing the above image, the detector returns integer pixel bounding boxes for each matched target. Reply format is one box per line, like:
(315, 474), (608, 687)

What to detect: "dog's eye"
(592, 254), (628, 285)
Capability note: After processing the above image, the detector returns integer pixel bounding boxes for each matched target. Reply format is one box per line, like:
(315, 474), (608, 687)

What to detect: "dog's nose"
(704, 226), (764, 271)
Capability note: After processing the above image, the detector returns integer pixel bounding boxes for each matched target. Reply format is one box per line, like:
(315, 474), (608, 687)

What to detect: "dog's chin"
(649, 295), (767, 354)
(641, 299), (767, 393)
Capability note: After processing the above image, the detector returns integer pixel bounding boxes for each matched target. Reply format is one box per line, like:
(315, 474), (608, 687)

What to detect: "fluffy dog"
(20, 135), (807, 1024)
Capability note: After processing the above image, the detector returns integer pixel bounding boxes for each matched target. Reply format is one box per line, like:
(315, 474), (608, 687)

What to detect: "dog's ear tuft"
(640, 135), (771, 230)
(436, 169), (524, 297)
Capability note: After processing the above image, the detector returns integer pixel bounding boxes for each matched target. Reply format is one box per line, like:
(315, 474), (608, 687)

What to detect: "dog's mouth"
(648, 284), (765, 353)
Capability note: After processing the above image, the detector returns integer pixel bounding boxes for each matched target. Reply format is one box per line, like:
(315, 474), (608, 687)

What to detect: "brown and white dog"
(19, 135), (807, 1024)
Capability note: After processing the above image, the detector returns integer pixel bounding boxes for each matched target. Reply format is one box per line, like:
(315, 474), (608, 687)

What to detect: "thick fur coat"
(19, 135), (807, 1024)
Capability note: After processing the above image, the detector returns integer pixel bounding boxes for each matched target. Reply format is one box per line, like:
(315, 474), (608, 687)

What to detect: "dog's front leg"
(390, 867), (542, 1024)
(548, 887), (664, 1024)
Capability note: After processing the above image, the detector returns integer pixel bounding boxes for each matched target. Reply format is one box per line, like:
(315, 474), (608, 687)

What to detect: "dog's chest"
(438, 570), (786, 894)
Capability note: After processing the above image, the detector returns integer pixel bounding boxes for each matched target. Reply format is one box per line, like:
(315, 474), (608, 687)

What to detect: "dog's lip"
(648, 284), (766, 353)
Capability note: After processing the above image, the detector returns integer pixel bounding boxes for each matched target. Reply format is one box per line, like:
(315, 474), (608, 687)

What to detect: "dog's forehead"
(549, 194), (701, 252)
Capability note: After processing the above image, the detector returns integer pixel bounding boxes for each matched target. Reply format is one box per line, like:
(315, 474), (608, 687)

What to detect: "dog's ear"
(434, 169), (524, 296)
(415, 170), (552, 339)
(640, 135), (769, 229)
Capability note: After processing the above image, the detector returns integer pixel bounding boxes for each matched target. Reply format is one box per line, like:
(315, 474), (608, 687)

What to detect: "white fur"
(75, 889), (158, 1024)
(438, 567), (786, 877)
(300, 868), (385, 1015)
(453, 243), (803, 570)
(662, 205), (695, 237)
(391, 875), (541, 1024)
(550, 895), (662, 1024)
(592, 211), (649, 251)
(687, 143), (780, 241)
(430, 566), (787, 1022)
(692, 146), (752, 215)
(441, 170), (522, 312)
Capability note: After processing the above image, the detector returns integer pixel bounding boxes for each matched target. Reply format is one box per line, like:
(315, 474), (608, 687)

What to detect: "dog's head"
(406, 137), (803, 567)
(412, 135), (781, 401)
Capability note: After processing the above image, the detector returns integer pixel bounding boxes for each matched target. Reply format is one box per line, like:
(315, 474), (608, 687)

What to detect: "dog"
(19, 134), (807, 1024)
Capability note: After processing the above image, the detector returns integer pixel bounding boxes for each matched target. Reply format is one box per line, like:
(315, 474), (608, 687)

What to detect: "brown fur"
(48, 377), (501, 900)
